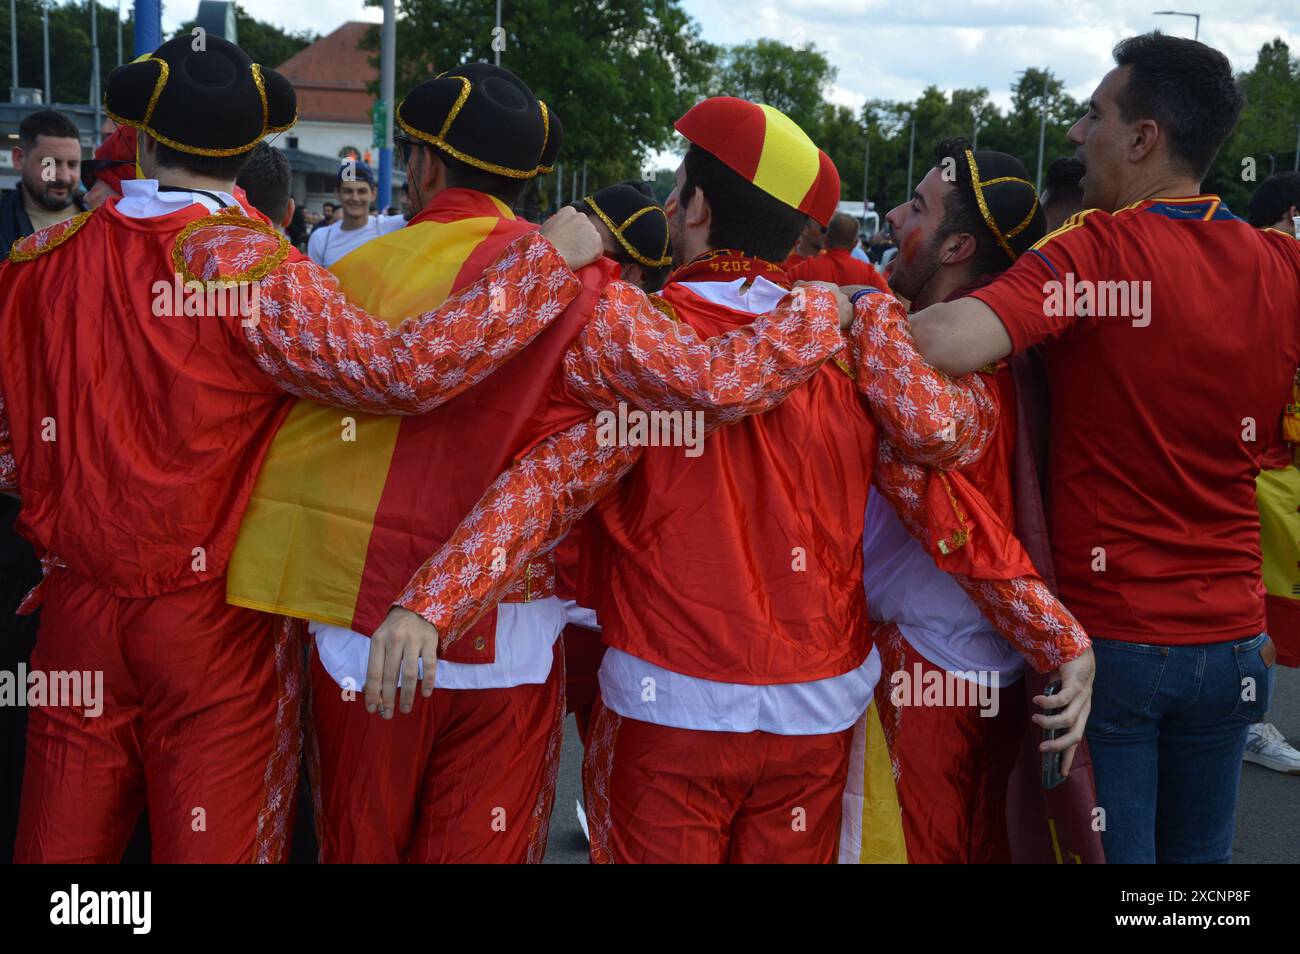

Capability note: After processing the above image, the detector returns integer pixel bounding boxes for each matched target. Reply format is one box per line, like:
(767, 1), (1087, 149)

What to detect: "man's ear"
(686, 184), (711, 232)
(135, 131), (157, 176)
(281, 196), (295, 230)
(10, 147), (22, 171)
(424, 148), (446, 196)
(1129, 117), (1160, 164)
(943, 231), (978, 266)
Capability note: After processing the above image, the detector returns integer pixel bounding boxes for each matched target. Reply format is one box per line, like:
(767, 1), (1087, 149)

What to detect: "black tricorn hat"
(536, 105), (562, 175)
(579, 184), (671, 268)
(397, 63), (559, 179)
(954, 146), (1046, 260)
(105, 34), (296, 157)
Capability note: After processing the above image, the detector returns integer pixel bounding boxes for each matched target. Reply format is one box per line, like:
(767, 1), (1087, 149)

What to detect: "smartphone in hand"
(1041, 681), (1066, 789)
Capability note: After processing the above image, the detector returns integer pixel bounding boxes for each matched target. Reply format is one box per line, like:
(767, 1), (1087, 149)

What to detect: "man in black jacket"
(0, 109), (84, 256)
(0, 107), (83, 860)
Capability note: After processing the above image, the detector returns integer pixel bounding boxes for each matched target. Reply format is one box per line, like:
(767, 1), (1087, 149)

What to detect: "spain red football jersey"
(788, 248), (889, 289)
(971, 194), (1300, 644)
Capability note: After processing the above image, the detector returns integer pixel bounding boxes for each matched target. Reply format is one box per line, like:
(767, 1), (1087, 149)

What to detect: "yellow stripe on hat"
(226, 215), (502, 626)
(751, 104), (820, 213)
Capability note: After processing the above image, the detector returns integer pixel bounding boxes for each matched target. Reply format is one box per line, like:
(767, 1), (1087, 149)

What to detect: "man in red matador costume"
(182, 71), (851, 863)
(0, 36), (634, 863)
(839, 141), (1100, 864)
(370, 99), (1093, 864)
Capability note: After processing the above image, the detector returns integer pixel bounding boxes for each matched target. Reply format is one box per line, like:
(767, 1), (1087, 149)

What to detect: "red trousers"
(15, 568), (300, 863)
(582, 696), (852, 863)
(308, 640), (565, 863)
(873, 624), (1025, 864)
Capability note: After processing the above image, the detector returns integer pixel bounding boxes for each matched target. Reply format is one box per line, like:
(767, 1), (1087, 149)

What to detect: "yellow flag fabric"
(840, 701), (908, 864)
(226, 192), (516, 627)
(1258, 465), (1300, 602)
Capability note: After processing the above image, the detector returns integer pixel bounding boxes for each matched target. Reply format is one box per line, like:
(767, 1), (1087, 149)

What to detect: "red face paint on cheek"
(664, 195), (678, 218)
(899, 228), (921, 268)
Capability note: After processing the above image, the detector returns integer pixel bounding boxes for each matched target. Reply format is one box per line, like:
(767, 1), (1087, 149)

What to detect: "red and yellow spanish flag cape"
(1258, 468), (1300, 668)
(1257, 377), (1300, 668)
(224, 188), (541, 631)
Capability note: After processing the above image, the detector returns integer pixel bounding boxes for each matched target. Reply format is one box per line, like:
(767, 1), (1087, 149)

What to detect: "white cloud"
(196, 0), (1300, 116)
(161, 0), (381, 37)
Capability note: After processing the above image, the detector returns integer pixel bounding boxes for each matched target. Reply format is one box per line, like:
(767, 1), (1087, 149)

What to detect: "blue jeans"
(1085, 632), (1274, 864)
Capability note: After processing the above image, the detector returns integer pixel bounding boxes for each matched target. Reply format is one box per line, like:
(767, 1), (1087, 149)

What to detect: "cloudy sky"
(164, 0), (1300, 111)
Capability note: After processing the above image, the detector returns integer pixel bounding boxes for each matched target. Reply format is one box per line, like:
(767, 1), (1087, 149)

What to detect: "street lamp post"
(1036, 73), (1048, 192)
(905, 114), (916, 198)
(90, 0), (102, 146)
(1152, 10), (1200, 40)
(10, 0), (18, 96)
(378, 0), (395, 210)
(495, 0), (502, 66)
(1016, 69), (1051, 192)
(861, 124), (870, 208)
(42, 3), (50, 105)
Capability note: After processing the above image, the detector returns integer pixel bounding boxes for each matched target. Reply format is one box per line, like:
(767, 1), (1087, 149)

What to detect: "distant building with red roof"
(272, 21), (403, 214)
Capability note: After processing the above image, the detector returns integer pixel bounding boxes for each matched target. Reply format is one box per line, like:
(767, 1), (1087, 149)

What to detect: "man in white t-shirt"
(307, 160), (405, 267)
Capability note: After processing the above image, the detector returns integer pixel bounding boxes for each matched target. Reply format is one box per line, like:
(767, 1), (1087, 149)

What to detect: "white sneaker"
(576, 800), (590, 842)
(1244, 722), (1300, 775)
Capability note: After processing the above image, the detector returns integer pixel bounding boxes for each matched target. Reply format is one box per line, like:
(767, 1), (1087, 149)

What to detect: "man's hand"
(1032, 646), (1095, 777)
(794, 280), (853, 330)
(539, 206), (604, 272)
(364, 606), (440, 719)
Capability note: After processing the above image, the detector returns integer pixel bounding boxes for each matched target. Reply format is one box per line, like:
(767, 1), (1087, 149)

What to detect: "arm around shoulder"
(909, 296), (1013, 377)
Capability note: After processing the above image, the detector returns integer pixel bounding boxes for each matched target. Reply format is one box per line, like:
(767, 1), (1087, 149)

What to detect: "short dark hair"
(680, 143), (805, 262)
(932, 139), (1013, 277)
(153, 141), (254, 182)
(236, 141), (292, 224)
(1043, 157), (1085, 205)
(1247, 172), (1300, 229)
(1111, 32), (1245, 180)
(18, 109), (80, 150)
(430, 144), (526, 205)
(826, 212), (859, 250)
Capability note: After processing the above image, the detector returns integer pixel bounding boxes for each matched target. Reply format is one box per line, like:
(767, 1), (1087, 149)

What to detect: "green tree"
(976, 68), (1081, 190)
(0, 1), (310, 108)
(363, 0), (717, 213)
(710, 39), (836, 141)
(1208, 39), (1300, 211)
(0, 0), (134, 105)
(817, 101), (865, 202)
(174, 4), (316, 68)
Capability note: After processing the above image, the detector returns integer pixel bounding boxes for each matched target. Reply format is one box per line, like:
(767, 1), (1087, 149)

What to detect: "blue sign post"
(133, 0), (162, 56)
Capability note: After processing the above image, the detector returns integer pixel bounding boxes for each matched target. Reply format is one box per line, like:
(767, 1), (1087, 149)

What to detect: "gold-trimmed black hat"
(956, 146), (1046, 261)
(397, 63), (559, 179)
(105, 35), (295, 157)
(578, 183), (671, 268)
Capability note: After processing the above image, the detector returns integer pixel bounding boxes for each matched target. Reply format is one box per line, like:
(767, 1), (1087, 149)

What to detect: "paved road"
(543, 664), (1300, 864)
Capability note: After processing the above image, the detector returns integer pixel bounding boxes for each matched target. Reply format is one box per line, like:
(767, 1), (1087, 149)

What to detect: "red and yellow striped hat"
(675, 97), (840, 226)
